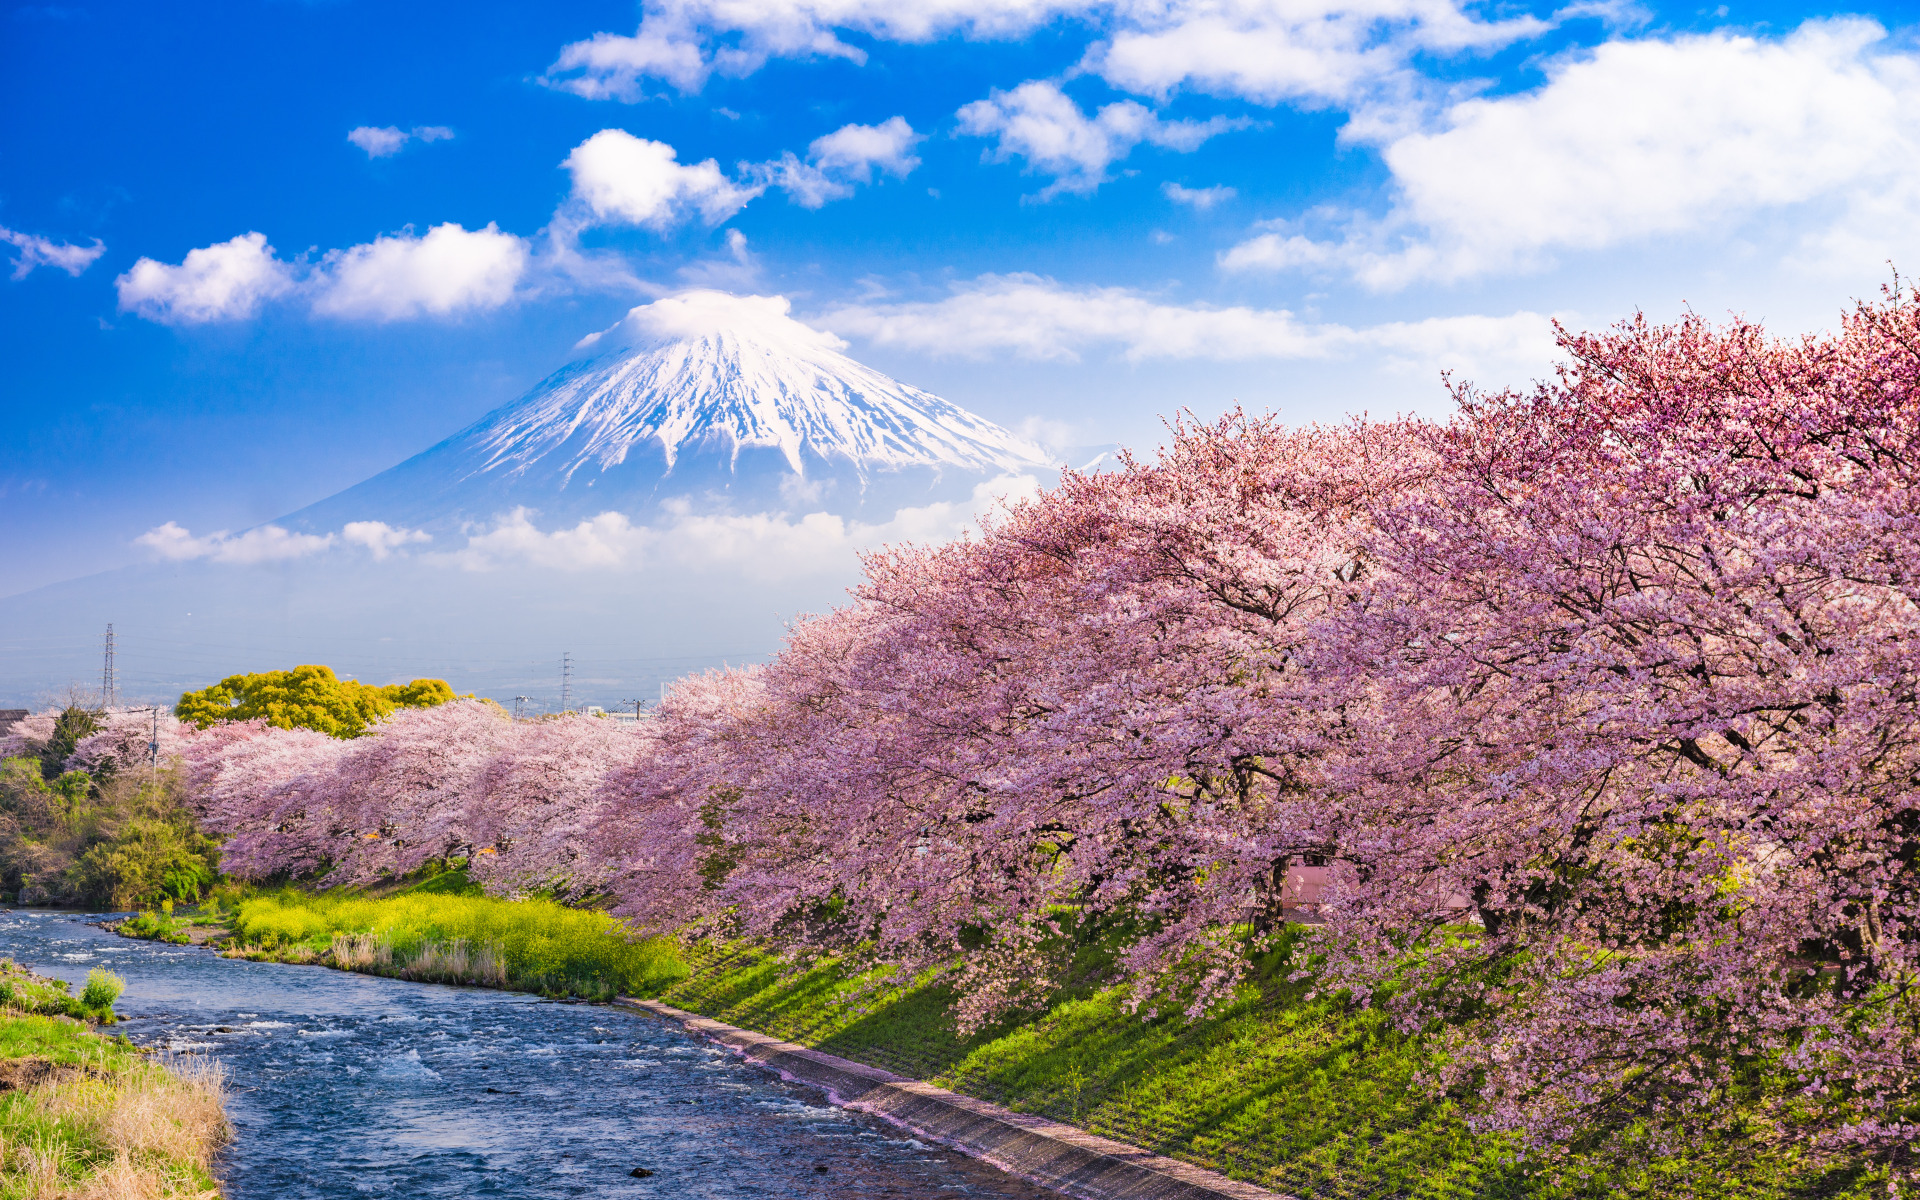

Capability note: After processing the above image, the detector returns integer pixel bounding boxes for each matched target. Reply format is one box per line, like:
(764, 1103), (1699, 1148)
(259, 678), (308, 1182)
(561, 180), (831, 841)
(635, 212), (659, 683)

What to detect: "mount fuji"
(286, 291), (1056, 536)
(0, 291), (1064, 705)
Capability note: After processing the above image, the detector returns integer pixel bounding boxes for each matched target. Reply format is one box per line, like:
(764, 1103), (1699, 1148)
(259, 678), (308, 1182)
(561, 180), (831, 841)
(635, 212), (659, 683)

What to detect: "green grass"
(0, 960), (225, 1197)
(0, 959), (121, 1025)
(114, 910), (195, 945)
(656, 937), (1882, 1200)
(221, 873), (687, 1000)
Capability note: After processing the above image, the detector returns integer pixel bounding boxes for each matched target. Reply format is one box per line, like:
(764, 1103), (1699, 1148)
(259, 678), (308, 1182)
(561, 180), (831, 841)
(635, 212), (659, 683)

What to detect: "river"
(0, 910), (1057, 1199)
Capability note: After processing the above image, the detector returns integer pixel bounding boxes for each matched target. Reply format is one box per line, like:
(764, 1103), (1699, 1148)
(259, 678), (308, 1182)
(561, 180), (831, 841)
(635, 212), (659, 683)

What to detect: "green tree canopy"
(175, 665), (459, 738)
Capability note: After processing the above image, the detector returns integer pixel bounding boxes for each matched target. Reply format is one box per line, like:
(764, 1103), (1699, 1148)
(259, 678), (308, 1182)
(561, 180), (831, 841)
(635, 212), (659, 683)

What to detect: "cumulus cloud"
(1162, 182), (1234, 209)
(815, 273), (1557, 377)
(756, 116), (923, 207)
(135, 521), (334, 564)
(958, 81), (1246, 196)
(116, 224), (526, 325)
(442, 476), (1042, 576)
(1226, 18), (1920, 287)
(542, 23), (727, 97)
(311, 222), (528, 320)
(580, 287), (849, 355)
(340, 521), (431, 559)
(1085, 0), (1544, 109)
(0, 225), (106, 279)
(809, 116), (923, 179)
(540, 0), (1537, 107)
(562, 129), (761, 229)
(115, 232), (295, 324)
(347, 125), (455, 158)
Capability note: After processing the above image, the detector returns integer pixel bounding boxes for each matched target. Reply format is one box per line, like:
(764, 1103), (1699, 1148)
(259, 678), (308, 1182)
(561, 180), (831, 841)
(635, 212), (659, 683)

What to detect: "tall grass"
(0, 1013), (227, 1199)
(228, 890), (686, 999)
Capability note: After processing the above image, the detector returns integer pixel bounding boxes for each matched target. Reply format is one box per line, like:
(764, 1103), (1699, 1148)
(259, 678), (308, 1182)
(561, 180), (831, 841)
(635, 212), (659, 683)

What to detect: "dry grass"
(0, 1020), (227, 1199)
(330, 932), (509, 988)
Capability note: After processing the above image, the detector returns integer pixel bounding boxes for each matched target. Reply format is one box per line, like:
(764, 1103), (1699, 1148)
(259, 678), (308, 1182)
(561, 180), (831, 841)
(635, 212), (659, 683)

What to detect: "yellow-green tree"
(175, 665), (459, 738)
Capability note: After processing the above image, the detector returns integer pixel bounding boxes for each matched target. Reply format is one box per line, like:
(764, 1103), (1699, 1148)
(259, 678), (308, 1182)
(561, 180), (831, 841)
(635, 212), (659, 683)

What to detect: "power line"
(559, 652), (572, 714)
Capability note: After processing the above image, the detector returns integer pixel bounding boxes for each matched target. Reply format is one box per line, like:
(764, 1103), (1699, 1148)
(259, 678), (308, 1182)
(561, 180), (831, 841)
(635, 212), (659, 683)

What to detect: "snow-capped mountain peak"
(480, 290), (1051, 481)
(285, 290), (1056, 533)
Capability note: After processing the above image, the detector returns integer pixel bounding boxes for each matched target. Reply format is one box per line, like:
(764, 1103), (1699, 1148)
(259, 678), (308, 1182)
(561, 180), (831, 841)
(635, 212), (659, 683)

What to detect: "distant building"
(0, 710), (26, 734)
(585, 705), (641, 725)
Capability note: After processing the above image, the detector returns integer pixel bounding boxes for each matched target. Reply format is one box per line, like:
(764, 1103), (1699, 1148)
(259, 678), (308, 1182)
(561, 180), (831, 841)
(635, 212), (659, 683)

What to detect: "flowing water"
(0, 910), (1057, 1199)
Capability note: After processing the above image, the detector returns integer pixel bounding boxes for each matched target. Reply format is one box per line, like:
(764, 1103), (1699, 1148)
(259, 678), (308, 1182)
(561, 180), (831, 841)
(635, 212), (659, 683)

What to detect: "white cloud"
(581, 287), (849, 354)
(1162, 182), (1235, 209)
(1219, 228), (1339, 271)
(348, 126), (409, 157)
(957, 80), (1246, 196)
(115, 232), (295, 324)
(819, 273), (1331, 361)
(756, 116), (923, 207)
(311, 222), (528, 320)
(340, 521), (431, 559)
(135, 521), (334, 564)
(442, 476), (1042, 577)
(0, 225), (105, 279)
(1228, 18), (1920, 287)
(348, 125), (455, 158)
(541, 1), (1537, 107)
(543, 23), (728, 97)
(562, 129), (760, 229)
(815, 273), (1557, 376)
(1085, 0), (1545, 108)
(543, 1), (1077, 97)
(809, 115), (922, 179)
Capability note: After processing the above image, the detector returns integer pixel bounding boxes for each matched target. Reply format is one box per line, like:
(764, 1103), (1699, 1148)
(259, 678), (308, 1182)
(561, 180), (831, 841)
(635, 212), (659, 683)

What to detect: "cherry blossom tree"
(1309, 295), (1920, 1157)
(185, 719), (352, 879)
(65, 708), (195, 776)
(465, 711), (648, 895)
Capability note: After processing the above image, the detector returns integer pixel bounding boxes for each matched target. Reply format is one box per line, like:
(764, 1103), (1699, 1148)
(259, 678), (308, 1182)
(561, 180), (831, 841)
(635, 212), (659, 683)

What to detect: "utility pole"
(148, 706), (160, 770)
(559, 653), (573, 714)
(619, 697), (644, 722)
(101, 625), (115, 710)
(512, 696), (531, 721)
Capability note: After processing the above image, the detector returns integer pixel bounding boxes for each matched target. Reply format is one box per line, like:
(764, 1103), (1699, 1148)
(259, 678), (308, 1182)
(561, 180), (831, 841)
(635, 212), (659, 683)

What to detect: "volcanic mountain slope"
(286, 291), (1057, 534)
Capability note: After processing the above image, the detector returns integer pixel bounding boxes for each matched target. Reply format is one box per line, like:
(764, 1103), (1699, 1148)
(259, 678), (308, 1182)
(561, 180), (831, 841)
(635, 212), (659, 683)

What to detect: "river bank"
(137, 876), (686, 1001)
(649, 941), (1880, 1200)
(0, 954), (226, 1198)
(109, 889), (1884, 1199)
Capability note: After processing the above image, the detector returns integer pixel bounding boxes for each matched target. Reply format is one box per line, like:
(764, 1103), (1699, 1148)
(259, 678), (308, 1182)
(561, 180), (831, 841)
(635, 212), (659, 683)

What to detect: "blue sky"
(4, 0), (1917, 595)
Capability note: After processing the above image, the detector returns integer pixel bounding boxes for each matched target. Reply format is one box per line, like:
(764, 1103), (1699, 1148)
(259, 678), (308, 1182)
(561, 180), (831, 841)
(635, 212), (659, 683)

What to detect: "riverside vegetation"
(199, 868), (685, 1000)
(124, 870), (1888, 1199)
(0, 958), (225, 1198)
(0, 711), (217, 910)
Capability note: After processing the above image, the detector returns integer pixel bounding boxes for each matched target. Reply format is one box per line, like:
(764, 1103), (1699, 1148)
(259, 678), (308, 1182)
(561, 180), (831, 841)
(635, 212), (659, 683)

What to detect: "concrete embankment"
(615, 997), (1285, 1200)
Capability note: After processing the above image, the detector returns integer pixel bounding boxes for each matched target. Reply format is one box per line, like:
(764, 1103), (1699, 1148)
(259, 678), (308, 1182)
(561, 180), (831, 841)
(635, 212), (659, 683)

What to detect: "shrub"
(80, 968), (124, 1011)
(68, 815), (220, 910)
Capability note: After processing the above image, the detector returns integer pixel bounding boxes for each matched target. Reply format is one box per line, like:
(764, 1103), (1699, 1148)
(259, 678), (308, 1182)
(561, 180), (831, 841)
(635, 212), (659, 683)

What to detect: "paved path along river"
(0, 909), (1057, 1199)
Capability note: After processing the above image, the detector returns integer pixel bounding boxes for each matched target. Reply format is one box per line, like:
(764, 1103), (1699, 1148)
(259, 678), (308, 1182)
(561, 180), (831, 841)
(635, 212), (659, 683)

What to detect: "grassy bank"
(0, 961), (226, 1198)
(653, 936), (1879, 1200)
(120, 878), (1878, 1197)
(215, 874), (687, 1000)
